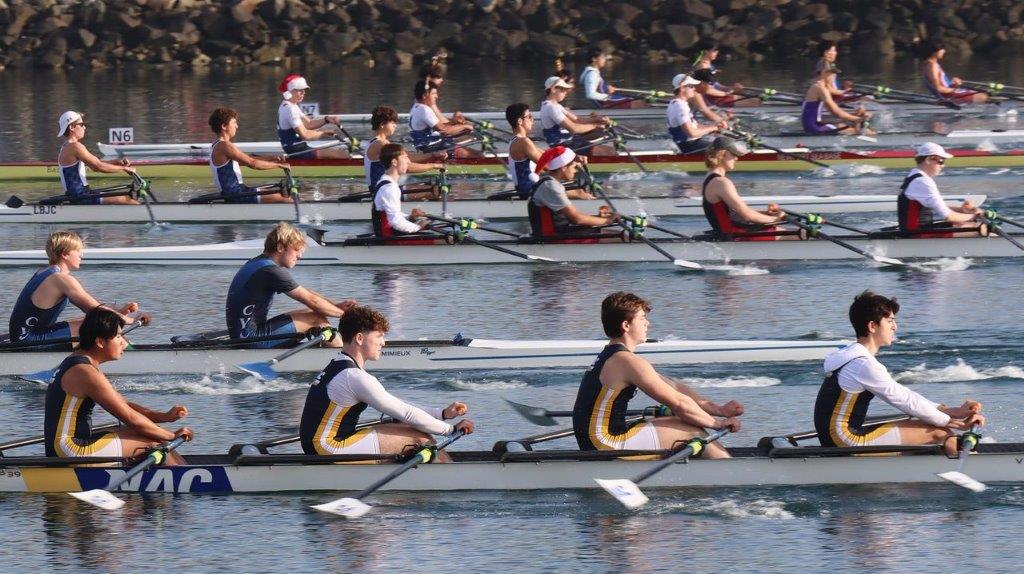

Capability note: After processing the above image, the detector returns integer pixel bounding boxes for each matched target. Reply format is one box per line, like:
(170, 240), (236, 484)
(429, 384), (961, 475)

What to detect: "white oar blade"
(69, 489), (126, 510)
(673, 259), (704, 271)
(18, 369), (56, 385)
(872, 255), (905, 266)
(937, 471), (987, 493)
(236, 362), (277, 381)
(311, 497), (373, 519)
(595, 478), (649, 510)
(856, 135), (879, 143)
(528, 255), (556, 262)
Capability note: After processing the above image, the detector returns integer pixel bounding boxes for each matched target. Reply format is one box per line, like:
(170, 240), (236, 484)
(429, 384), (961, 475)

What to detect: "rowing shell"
(1, 442), (1019, 493)
(4, 148), (1023, 182)
(1, 232), (1020, 266)
(0, 337), (845, 376)
(0, 194), (985, 224)
(96, 130), (1024, 159)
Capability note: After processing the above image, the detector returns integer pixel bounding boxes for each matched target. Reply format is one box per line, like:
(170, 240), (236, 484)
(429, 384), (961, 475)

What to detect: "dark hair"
(379, 143), (405, 168)
(414, 80), (438, 101)
(849, 290), (900, 337)
(79, 307), (125, 351)
(419, 61), (445, 81)
(926, 40), (945, 56)
(208, 107), (238, 135)
(338, 306), (390, 343)
(819, 40), (838, 55)
(557, 68), (574, 82)
(601, 292), (652, 337)
(371, 106), (399, 131)
(505, 103), (530, 128)
(587, 48), (606, 62)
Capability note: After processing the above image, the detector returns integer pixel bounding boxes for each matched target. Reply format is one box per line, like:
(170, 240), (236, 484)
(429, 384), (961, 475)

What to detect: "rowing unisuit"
(9, 265), (70, 344)
(226, 254), (299, 347)
(58, 141), (94, 203)
(573, 343), (659, 449)
(44, 355), (122, 457)
(701, 173), (778, 240)
(209, 140), (257, 203)
(507, 135), (538, 198)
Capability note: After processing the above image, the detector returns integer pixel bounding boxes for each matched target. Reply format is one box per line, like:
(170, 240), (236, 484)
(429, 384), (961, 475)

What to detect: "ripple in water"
(116, 374), (308, 395)
(894, 358), (1024, 384)
(660, 497), (796, 519)
(443, 377), (530, 391)
(674, 375), (780, 388)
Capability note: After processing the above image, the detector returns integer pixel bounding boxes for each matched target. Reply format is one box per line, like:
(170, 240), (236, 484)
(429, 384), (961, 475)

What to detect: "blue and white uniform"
(579, 66), (634, 107)
(209, 140), (259, 204)
(58, 143), (97, 205)
(408, 102), (452, 152)
(225, 255), (300, 348)
(277, 100), (312, 158)
(8, 265), (71, 346)
(44, 355), (123, 457)
(540, 99), (574, 147)
(507, 136), (538, 199)
(667, 98), (712, 154)
(362, 137), (386, 190)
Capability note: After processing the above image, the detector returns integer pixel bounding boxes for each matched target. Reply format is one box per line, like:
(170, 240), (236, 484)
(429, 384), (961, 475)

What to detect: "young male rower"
(667, 73), (726, 154)
(528, 146), (616, 238)
(540, 76), (615, 156)
(816, 291), (984, 457)
(579, 48), (644, 109)
(276, 74), (348, 159)
(702, 137), (796, 241)
(8, 231), (147, 348)
(299, 305), (474, 460)
(226, 222), (356, 349)
(573, 292), (742, 458)
(802, 65), (874, 136)
(44, 307), (192, 463)
(923, 42), (988, 104)
(56, 110), (140, 205)
(898, 142), (984, 237)
(364, 106), (445, 196)
(209, 107), (293, 204)
(371, 143), (444, 242)
(506, 103), (595, 201)
(408, 80), (480, 158)
(688, 68), (734, 126)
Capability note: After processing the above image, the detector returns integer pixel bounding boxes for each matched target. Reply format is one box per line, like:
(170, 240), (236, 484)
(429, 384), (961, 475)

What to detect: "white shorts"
(314, 427), (380, 455)
(592, 421), (660, 450)
(830, 423), (902, 447)
(54, 432), (123, 457)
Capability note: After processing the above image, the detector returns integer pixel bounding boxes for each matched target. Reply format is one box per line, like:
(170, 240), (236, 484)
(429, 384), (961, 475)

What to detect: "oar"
(4, 195), (25, 209)
(235, 328), (336, 381)
(19, 322), (145, 384)
(982, 211), (1024, 253)
(607, 124), (649, 174)
(961, 81), (1024, 102)
(989, 213), (1024, 232)
(68, 436), (187, 510)
(129, 172), (164, 227)
(783, 209), (873, 235)
(0, 422), (121, 455)
(722, 129), (833, 170)
(585, 166), (704, 270)
(505, 398), (670, 427)
(783, 215), (905, 267)
(937, 425), (986, 492)
(310, 429), (466, 518)
(963, 80), (1024, 93)
(284, 168), (301, 222)
(595, 429), (730, 509)
(426, 213), (557, 262)
(426, 214), (521, 238)
(851, 83), (962, 110)
(614, 87), (671, 98)
(337, 127), (362, 154)
(466, 117), (516, 139)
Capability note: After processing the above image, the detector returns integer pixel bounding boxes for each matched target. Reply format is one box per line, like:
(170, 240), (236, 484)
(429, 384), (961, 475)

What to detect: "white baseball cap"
(915, 142), (953, 159)
(57, 110), (83, 137)
(544, 76), (573, 90)
(672, 73), (700, 89)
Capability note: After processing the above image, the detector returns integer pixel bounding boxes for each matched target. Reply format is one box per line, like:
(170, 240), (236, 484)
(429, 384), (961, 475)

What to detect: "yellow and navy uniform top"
(572, 344), (647, 450)
(300, 354), (370, 455)
(44, 355), (111, 456)
(813, 358), (876, 447)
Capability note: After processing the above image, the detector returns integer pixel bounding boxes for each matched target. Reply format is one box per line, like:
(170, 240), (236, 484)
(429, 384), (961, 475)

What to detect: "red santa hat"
(534, 146), (577, 173)
(278, 74), (310, 100)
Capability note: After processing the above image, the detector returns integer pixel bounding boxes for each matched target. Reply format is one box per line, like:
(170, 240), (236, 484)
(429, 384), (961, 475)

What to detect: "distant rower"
(371, 143), (442, 242)
(814, 40), (857, 102)
(506, 103), (595, 200)
(364, 106), (445, 195)
(579, 48), (645, 109)
(276, 74), (348, 159)
(802, 64), (873, 136)
(56, 110), (140, 205)
(528, 146), (616, 238)
(816, 291), (984, 457)
(573, 292), (742, 457)
(923, 42), (988, 104)
(409, 80), (480, 158)
(898, 142), (984, 237)
(300, 306), (474, 460)
(540, 76), (615, 156)
(690, 42), (753, 107)
(209, 107), (293, 204)
(667, 73), (726, 154)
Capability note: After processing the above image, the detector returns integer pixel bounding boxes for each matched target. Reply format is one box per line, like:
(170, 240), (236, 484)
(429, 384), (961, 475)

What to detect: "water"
(2, 54), (1024, 572)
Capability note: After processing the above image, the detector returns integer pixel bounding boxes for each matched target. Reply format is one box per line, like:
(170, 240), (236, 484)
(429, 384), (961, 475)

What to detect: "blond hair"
(45, 230), (84, 264)
(263, 222), (306, 253)
(704, 148), (729, 169)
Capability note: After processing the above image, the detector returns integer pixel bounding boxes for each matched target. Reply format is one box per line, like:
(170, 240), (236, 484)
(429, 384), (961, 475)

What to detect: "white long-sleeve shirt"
(580, 66), (608, 102)
(373, 174), (421, 233)
(903, 168), (952, 220)
(822, 342), (951, 426)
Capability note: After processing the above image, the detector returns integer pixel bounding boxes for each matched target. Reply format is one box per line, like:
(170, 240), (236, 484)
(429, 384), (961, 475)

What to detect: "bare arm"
(74, 143), (135, 174)
(74, 369), (177, 441)
(223, 141), (289, 171)
(558, 204), (614, 226)
(711, 178), (784, 224)
(286, 286), (350, 318)
(689, 94), (729, 124)
(623, 357), (724, 428)
(820, 88), (860, 122)
(659, 373), (743, 417)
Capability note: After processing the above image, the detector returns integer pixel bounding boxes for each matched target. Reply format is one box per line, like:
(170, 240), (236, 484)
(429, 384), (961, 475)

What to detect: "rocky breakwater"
(1, 0), (1023, 70)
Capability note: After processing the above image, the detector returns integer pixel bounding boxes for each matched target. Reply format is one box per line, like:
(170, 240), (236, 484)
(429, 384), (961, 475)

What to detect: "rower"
(506, 103), (595, 201)
(226, 223), (356, 349)
(923, 41), (988, 104)
(44, 307), (192, 463)
(528, 146), (616, 238)
(371, 143), (443, 243)
(702, 137), (796, 241)
(408, 80), (480, 158)
(56, 111), (140, 205)
(276, 74), (348, 159)
(667, 73), (726, 154)
(8, 231), (147, 348)
(802, 64), (874, 136)
(813, 40), (857, 102)
(898, 142), (984, 237)
(299, 305), (474, 460)
(688, 68), (734, 125)
(572, 292), (742, 458)
(208, 107), (292, 204)
(690, 42), (752, 107)
(579, 48), (645, 109)
(815, 291), (984, 457)
(417, 56), (465, 129)
(364, 105), (445, 198)
(540, 76), (615, 156)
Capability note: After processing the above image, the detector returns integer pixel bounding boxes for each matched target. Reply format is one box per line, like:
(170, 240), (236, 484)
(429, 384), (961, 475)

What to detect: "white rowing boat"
(0, 337), (845, 376)
(0, 194), (985, 224)
(96, 130), (1024, 159)
(0, 231), (1019, 266)
(1, 442), (1017, 493)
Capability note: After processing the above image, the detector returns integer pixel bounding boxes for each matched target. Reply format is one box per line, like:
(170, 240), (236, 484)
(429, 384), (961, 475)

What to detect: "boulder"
(231, 0), (261, 23)
(253, 39), (287, 63)
(527, 31), (578, 56)
(312, 31), (361, 56)
(422, 20), (461, 48)
(806, 3), (830, 20)
(77, 28), (96, 48)
(683, 0), (715, 20)
(665, 23), (699, 50)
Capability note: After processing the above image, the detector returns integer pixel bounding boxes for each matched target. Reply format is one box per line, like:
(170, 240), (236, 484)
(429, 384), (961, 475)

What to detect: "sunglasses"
(71, 122), (86, 128)
(932, 156), (946, 165)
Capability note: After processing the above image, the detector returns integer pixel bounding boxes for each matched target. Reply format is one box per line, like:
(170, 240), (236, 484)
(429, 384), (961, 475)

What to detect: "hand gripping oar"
(988, 213), (1024, 232)
(595, 429), (730, 509)
(281, 168), (302, 222)
(236, 327), (336, 381)
(783, 215), (905, 267)
(981, 210), (1024, 253)
(129, 172), (164, 227)
(429, 214), (557, 262)
(937, 425), (986, 492)
(19, 322), (146, 384)
(960, 81), (1024, 102)
(585, 166), (704, 270)
(311, 429), (467, 518)
(606, 123), (649, 174)
(69, 436), (187, 510)
(337, 126), (362, 154)
(722, 129), (832, 170)
(505, 398), (670, 427)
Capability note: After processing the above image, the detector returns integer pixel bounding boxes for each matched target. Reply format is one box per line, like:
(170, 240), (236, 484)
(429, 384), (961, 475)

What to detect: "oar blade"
(311, 497), (373, 519)
(594, 478), (649, 509)
(235, 361), (278, 381)
(528, 255), (556, 262)
(18, 368), (57, 385)
(872, 255), (905, 267)
(5, 195), (24, 209)
(937, 471), (987, 493)
(504, 398), (559, 426)
(673, 259), (704, 271)
(69, 489), (126, 510)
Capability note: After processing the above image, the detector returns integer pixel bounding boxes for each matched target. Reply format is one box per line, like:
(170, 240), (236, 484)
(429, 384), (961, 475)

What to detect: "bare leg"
(652, 417), (730, 459)
(286, 309), (341, 347)
(101, 195), (141, 205)
(890, 420), (958, 456)
(257, 192), (295, 204)
(313, 147), (350, 160)
(115, 428), (187, 464)
(375, 423), (453, 462)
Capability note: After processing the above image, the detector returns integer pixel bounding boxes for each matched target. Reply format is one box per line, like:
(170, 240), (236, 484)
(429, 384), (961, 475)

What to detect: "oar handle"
(271, 329), (334, 363)
(352, 429), (466, 500)
(109, 436), (187, 491)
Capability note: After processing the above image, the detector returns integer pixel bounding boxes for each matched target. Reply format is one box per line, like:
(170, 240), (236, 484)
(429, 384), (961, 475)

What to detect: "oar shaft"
(633, 428), (729, 485)
(783, 210), (871, 235)
(109, 436), (186, 490)
(352, 430), (464, 500)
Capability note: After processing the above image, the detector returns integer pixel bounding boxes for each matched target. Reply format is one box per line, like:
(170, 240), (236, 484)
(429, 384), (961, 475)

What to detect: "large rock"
(253, 39), (287, 63)
(665, 23), (699, 50)
(527, 31), (578, 56)
(312, 31), (361, 56)
(231, 0), (261, 23)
